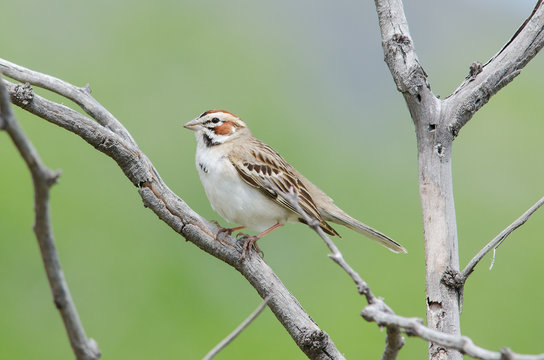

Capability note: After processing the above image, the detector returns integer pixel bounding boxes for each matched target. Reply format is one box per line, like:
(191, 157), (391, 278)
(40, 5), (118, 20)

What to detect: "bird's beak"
(183, 118), (202, 131)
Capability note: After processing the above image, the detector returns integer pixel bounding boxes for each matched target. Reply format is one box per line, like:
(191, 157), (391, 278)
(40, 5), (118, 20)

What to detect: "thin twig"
(279, 187), (405, 359)
(283, 188), (375, 302)
(460, 196), (544, 282)
(203, 296), (270, 360)
(0, 76), (101, 360)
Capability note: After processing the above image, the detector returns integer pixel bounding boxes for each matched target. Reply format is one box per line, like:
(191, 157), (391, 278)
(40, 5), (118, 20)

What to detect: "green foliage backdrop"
(1, 0), (543, 359)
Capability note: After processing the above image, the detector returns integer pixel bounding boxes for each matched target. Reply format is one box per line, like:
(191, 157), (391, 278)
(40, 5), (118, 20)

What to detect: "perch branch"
(0, 76), (100, 360)
(0, 60), (344, 360)
(459, 196), (544, 283)
(203, 296), (270, 360)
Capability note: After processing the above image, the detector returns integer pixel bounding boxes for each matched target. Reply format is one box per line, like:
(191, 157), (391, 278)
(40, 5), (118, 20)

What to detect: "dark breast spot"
(199, 163), (209, 174)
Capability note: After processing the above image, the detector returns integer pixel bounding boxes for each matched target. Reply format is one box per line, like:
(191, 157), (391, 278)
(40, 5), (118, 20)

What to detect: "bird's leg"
(239, 223), (284, 260)
(211, 220), (245, 246)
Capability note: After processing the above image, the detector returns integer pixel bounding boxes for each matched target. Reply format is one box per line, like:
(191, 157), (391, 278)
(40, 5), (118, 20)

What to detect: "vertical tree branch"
(373, 1), (460, 359)
(0, 77), (101, 360)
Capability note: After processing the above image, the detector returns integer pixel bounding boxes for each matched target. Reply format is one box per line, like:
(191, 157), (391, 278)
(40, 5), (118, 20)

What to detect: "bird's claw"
(239, 235), (264, 261)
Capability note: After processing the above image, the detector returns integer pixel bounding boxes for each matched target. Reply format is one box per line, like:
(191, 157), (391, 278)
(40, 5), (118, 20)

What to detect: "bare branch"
(362, 304), (544, 360)
(1, 61), (344, 360)
(203, 296), (270, 360)
(447, 0), (544, 136)
(0, 76), (100, 360)
(460, 196), (544, 283)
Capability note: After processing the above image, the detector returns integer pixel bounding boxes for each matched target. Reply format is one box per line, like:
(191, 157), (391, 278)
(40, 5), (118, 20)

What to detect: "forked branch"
(373, 1), (544, 359)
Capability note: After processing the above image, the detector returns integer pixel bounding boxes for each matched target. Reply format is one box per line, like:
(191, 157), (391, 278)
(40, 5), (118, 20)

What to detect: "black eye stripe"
(203, 119), (221, 127)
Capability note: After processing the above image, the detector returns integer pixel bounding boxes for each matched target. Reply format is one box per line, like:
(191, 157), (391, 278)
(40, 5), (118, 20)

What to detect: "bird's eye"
(211, 117), (220, 124)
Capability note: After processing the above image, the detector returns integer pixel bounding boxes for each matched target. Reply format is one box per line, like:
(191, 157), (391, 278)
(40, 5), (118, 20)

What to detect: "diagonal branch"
(447, 0), (544, 136)
(0, 76), (100, 360)
(0, 60), (344, 360)
(459, 196), (544, 283)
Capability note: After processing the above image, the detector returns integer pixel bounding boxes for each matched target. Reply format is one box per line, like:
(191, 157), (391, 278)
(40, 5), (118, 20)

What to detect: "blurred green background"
(1, 0), (543, 359)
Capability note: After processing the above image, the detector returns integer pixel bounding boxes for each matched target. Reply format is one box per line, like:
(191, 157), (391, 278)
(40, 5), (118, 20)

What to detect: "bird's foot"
(238, 234), (264, 261)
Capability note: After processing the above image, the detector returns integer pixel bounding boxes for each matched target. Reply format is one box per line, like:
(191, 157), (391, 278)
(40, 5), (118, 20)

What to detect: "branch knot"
(299, 329), (330, 356)
(468, 61), (483, 80)
(392, 33), (411, 46)
(13, 82), (34, 106)
(441, 266), (464, 291)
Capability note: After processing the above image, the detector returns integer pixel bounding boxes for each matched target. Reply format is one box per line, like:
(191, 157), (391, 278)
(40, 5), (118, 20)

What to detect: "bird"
(184, 110), (406, 259)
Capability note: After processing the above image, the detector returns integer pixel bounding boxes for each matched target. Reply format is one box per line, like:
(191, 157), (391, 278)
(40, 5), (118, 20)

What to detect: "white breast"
(195, 144), (294, 232)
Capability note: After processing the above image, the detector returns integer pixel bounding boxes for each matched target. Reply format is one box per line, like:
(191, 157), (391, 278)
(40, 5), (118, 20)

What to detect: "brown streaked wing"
(229, 138), (339, 236)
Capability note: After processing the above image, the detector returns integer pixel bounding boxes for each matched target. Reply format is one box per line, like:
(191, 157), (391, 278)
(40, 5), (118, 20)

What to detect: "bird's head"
(184, 110), (249, 147)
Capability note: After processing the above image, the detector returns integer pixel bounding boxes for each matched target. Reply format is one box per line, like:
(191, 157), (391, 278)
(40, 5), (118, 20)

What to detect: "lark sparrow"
(184, 110), (406, 258)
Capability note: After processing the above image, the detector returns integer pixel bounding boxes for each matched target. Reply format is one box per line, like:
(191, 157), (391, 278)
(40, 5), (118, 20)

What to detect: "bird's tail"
(323, 209), (407, 253)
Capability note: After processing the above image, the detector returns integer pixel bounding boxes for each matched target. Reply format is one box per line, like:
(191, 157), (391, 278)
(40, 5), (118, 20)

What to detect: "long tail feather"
(324, 211), (407, 253)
